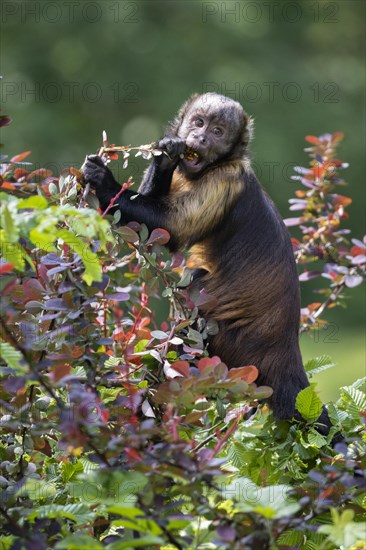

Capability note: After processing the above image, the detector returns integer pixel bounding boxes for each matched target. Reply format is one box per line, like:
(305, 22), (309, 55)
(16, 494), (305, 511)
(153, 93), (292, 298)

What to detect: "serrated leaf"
(276, 529), (303, 546)
(227, 440), (248, 470)
(28, 503), (95, 524)
(308, 429), (328, 448)
(79, 457), (99, 473)
(341, 386), (366, 412)
(349, 376), (366, 390)
(61, 461), (83, 483)
(304, 355), (335, 377)
(295, 385), (323, 422)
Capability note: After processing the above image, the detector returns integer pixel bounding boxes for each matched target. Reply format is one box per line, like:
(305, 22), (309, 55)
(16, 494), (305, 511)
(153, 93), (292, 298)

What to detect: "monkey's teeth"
(185, 148), (199, 161)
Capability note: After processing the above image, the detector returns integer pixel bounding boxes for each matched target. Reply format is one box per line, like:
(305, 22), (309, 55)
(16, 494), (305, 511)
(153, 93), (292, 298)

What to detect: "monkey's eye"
(195, 118), (204, 127)
(212, 127), (223, 136)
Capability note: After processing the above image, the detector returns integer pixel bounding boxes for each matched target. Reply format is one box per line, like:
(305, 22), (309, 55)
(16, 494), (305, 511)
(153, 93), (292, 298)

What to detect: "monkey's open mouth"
(184, 147), (200, 164)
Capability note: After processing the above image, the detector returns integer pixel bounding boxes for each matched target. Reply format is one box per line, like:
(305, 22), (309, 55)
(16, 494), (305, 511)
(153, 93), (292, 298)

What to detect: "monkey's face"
(177, 94), (245, 177)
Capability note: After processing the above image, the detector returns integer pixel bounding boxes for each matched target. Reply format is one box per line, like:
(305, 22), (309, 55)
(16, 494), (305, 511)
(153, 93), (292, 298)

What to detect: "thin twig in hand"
(102, 178), (133, 218)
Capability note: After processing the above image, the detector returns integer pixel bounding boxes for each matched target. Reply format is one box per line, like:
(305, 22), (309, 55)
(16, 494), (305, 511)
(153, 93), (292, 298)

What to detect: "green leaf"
(225, 478), (300, 519)
(18, 196), (48, 210)
(55, 535), (103, 550)
(28, 503), (95, 524)
(319, 508), (366, 547)
(295, 385), (323, 422)
(0, 536), (15, 550)
(76, 470), (148, 506)
(349, 376), (366, 390)
(0, 230), (27, 270)
(29, 228), (56, 252)
(342, 385), (366, 409)
(304, 355), (335, 377)
(58, 228), (102, 284)
(276, 529), (303, 546)
(307, 429), (328, 448)
(0, 341), (26, 373)
(106, 536), (165, 549)
(61, 460), (83, 483)
(339, 385), (366, 421)
(1, 205), (19, 243)
(79, 456), (99, 474)
(110, 513), (162, 535)
(21, 479), (57, 499)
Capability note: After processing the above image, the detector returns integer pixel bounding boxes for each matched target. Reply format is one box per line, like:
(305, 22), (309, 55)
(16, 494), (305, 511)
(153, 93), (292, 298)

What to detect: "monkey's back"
(189, 169), (309, 420)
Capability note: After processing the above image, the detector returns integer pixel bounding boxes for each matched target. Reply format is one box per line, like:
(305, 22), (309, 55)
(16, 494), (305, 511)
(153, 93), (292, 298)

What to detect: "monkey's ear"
(167, 93), (199, 135)
(245, 115), (255, 146)
(230, 113), (254, 161)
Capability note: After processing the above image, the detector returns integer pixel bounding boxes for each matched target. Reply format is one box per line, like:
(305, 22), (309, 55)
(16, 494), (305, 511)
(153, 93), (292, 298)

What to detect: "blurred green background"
(2, 0), (365, 398)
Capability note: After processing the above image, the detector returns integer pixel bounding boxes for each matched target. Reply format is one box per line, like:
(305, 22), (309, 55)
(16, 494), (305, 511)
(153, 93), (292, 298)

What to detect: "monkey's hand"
(82, 155), (122, 210)
(82, 155), (118, 190)
(155, 137), (186, 171)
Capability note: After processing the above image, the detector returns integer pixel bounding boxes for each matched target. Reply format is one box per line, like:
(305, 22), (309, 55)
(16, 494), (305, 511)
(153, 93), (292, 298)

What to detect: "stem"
(102, 179), (132, 218)
(210, 418), (240, 458)
(0, 317), (64, 408)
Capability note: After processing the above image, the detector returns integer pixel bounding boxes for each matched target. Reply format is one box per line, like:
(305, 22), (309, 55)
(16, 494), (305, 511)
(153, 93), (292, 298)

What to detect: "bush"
(0, 119), (365, 549)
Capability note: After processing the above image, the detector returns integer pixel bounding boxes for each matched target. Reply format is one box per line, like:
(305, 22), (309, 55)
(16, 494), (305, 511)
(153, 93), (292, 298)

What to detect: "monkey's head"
(169, 93), (253, 178)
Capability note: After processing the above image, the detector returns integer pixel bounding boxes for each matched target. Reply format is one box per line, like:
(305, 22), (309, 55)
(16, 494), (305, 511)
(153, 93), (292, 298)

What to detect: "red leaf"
(14, 168), (29, 179)
(331, 194), (352, 207)
(51, 363), (71, 383)
(172, 361), (190, 376)
(332, 131), (344, 144)
(147, 228), (170, 245)
(116, 226), (139, 243)
(125, 447), (142, 462)
(70, 167), (81, 177)
(228, 365), (258, 383)
(27, 169), (53, 180)
(0, 182), (16, 190)
(11, 151), (31, 162)
(0, 262), (15, 274)
(101, 409), (109, 422)
(351, 246), (365, 256)
(171, 251), (185, 268)
(197, 356), (222, 371)
(307, 302), (322, 312)
(127, 221), (141, 232)
(305, 136), (321, 145)
(313, 166), (325, 179)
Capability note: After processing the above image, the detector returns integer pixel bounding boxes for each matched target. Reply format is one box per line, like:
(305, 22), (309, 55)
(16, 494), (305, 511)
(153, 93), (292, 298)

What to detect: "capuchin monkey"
(82, 93), (333, 432)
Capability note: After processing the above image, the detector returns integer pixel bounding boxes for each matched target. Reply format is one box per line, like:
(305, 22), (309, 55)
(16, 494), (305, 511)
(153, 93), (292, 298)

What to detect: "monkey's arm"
(82, 156), (244, 250)
(139, 137), (186, 197)
(82, 154), (169, 224)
